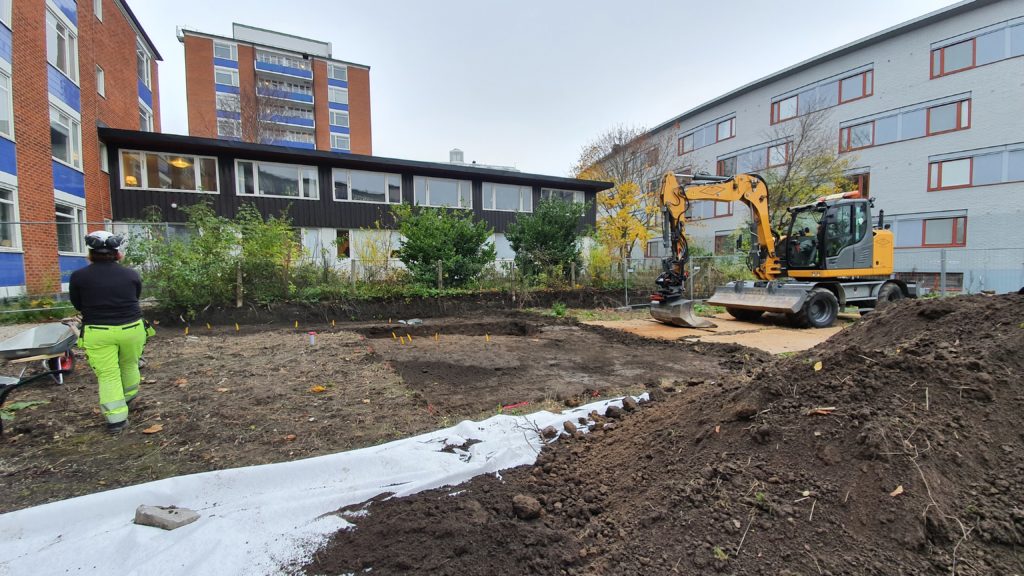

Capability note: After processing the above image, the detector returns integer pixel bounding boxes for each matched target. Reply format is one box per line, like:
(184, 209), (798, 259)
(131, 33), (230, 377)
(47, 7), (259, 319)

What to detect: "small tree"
(506, 199), (587, 279)
(393, 204), (496, 288)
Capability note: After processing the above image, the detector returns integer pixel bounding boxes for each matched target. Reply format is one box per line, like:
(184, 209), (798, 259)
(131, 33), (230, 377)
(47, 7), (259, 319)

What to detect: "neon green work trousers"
(80, 321), (148, 424)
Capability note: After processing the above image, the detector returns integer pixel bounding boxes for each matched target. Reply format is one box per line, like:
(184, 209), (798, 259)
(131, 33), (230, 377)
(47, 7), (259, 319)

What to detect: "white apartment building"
(642, 0), (1023, 293)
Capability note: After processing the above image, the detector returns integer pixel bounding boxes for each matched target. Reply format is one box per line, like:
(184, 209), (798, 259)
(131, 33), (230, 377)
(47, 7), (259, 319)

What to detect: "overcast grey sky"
(131, 0), (959, 176)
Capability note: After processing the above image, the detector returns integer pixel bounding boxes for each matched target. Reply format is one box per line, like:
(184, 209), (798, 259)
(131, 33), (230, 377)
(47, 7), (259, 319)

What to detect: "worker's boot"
(106, 420), (128, 435)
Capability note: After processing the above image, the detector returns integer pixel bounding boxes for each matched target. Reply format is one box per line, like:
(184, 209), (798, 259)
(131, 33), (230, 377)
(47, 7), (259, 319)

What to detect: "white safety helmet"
(84, 230), (124, 254)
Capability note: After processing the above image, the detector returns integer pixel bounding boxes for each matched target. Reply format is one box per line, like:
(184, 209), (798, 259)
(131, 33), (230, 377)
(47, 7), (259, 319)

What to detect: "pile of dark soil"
(305, 294), (1024, 575)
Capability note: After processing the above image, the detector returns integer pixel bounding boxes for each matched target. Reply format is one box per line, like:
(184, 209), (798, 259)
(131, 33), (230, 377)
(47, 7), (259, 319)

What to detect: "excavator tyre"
(650, 297), (717, 328)
(707, 281), (809, 315)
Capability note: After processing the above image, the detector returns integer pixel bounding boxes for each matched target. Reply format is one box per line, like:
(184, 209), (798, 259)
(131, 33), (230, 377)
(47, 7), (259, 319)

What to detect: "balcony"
(256, 86), (313, 105)
(254, 60), (313, 81)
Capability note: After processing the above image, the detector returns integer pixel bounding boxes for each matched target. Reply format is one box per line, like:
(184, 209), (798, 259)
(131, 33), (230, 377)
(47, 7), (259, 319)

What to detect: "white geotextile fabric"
(0, 397), (628, 576)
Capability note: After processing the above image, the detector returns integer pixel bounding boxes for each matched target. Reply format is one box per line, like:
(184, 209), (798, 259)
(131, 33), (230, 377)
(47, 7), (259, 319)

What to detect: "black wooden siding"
(107, 145), (600, 234)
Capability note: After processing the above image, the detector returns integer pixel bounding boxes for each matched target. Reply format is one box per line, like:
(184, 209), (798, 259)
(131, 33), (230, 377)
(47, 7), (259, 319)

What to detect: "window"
(772, 68), (872, 123)
(413, 176), (472, 208)
(927, 100), (970, 135)
(217, 118), (241, 138)
(333, 169), (401, 203)
(932, 39), (974, 77)
(328, 86), (348, 104)
(923, 217), (967, 247)
(137, 38), (150, 88)
(99, 142), (108, 173)
(330, 133), (350, 150)
(540, 188), (585, 203)
(328, 64), (348, 81)
(717, 156), (737, 177)
(138, 104), (153, 132)
(483, 183), (532, 212)
(55, 202), (86, 253)
(216, 93), (239, 111)
(213, 42), (237, 61)
(839, 98), (970, 151)
(767, 143), (789, 167)
(258, 78), (311, 95)
(716, 118), (735, 142)
(714, 232), (736, 255)
(255, 50), (310, 71)
(120, 150), (219, 193)
(928, 158), (971, 190)
(336, 230), (350, 258)
(0, 186), (17, 248)
(0, 70), (11, 139)
(46, 10), (78, 83)
(282, 130), (315, 144)
(329, 110), (349, 127)
(95, 65), (105, 97)
(839, 70), (872, 103)
(686, 200), (732, 220)
(846, 172), (870, 197)
(93, 0), (102, 20)
(839, 122), (873, 151)
(1, 0), (11, 27)
(215, 67), (239, 87)
(50, 106), (81, 169)
(236, 160), (319, 199)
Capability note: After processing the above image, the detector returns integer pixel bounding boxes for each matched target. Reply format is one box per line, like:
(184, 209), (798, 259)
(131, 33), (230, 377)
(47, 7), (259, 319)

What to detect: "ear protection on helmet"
(84, 231), (123, 252)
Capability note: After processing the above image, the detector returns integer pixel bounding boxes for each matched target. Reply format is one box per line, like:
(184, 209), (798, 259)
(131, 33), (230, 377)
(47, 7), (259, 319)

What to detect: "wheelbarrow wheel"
(46, 351), (75, 374)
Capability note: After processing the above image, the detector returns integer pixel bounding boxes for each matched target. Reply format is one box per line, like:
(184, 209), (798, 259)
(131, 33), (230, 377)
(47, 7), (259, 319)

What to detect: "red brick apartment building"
(0, 0), (160, 295)
(178, 23), (372, 155)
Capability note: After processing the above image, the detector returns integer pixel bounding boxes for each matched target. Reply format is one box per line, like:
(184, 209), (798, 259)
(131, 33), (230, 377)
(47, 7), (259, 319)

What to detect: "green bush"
(393, 204), (496, 288)
(506, 199), (587, 280)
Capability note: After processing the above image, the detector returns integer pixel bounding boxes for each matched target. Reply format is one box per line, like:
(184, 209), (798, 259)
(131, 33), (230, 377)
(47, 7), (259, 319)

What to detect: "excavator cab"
(781, 196), (875, 273)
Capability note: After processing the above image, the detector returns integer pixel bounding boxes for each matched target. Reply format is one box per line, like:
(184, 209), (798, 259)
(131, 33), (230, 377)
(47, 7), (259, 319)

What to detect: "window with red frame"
(839, 70), (873, 103)
(839, 122), (874, 152)
(923, 217), (967, 247)
(928, 157), (972, 190)
(771, 95), (798, 124)
(931, 39), (975, 77)
(926, 100), (970, 135)
(717, 118), (735, 142)
(717, 156), (737, 177)
(686, 200), (732, 220)
(846, 172), (870, 198)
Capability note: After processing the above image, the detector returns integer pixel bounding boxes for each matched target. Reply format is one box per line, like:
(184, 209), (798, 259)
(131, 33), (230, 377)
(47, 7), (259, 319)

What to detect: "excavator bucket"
(650, 298), (718, 328)
(706, 281), (809, 314)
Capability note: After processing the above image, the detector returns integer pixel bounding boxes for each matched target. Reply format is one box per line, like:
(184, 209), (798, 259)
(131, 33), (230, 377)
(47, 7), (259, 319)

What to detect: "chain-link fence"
(894, 247), (1024, 296)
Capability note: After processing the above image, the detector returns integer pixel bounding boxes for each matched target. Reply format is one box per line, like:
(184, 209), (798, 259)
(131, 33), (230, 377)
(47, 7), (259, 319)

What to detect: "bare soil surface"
(0, 312), (754, 513)
(306, 294), (1024, 575)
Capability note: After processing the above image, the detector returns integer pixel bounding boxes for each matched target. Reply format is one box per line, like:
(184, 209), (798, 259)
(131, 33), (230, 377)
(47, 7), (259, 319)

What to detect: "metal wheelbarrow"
(0, 322), (78, 435)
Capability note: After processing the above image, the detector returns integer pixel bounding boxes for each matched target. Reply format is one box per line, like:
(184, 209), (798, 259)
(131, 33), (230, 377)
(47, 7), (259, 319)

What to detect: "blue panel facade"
(254, 61), (313, 80)
(0, 252), (25, 287)
(331, 149), (352, 154)
(212, 57), (238, 69)
(328, 102), (349, 112)
(0, 138), (15, 176)
(53, 161), (85, 198)
(216, 110), (241, 120)
(329, 125), (350, 134)
(215, 84), (240, 95)
(52, 0), (78, 25)
(269, 115), (315, 128)
(0, 23), (11, 63)
(48, 65), (81, 112)
(138, 80), (153, 109)
(327, 78), (348, 89)
(59, 255), (88, 283)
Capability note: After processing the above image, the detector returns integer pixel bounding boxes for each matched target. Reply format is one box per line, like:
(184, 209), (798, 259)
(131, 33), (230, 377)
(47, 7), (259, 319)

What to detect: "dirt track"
(306, 294), (1024, 575)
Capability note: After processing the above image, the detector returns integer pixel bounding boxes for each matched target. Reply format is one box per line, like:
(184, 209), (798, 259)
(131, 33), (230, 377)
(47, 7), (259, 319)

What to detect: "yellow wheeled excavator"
(650, 172), (917, 328)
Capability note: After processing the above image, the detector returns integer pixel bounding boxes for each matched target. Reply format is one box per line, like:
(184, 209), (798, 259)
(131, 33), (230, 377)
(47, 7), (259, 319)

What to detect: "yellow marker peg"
(399, 336), (405, 345)
(294, 320), (299, 329)
(391, 331), (397, 340)
(206, 323), (211, 330)
(434, 333), (439, 342)
(184, 326), (189, 336)
(406, 333), (413, 342)
(485, 333), (491, 342)
(235, 323), (240, 332)
(331, 319), (336, 327)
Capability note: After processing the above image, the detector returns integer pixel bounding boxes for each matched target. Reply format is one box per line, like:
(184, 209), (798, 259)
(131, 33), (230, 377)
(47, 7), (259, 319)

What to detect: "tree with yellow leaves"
(572, 125), (690, 262)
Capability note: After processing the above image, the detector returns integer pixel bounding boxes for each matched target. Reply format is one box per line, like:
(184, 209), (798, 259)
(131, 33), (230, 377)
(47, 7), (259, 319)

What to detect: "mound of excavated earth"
(305, 294), (1024, 576)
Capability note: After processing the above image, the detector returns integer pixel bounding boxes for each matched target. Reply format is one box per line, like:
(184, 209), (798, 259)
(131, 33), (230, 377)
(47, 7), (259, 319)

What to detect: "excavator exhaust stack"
(650, 297), (717, 328)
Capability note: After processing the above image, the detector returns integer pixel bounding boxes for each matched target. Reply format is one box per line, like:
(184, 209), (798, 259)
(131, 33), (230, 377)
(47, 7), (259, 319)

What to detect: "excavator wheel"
(789, 287), (839, 329)
(876, 282), (904, 308)
(726, 307), (764, 322)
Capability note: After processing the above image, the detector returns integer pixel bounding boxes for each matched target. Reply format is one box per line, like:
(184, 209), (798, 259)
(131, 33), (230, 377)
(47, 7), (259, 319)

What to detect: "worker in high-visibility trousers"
(69, 231), (153, 434)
